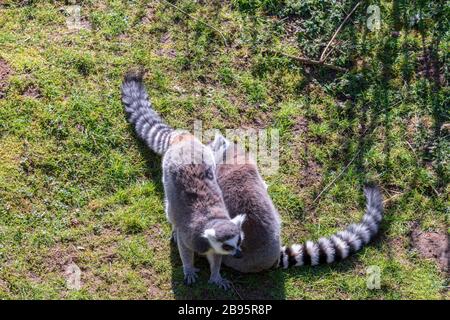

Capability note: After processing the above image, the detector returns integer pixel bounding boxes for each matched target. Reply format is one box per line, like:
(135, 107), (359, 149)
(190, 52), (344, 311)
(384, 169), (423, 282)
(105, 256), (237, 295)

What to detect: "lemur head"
(207, 133), (230, 164)
(202, 215), (246, 258)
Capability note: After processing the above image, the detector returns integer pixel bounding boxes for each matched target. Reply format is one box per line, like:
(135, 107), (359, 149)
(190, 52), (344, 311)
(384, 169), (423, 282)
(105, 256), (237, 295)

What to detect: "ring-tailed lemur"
(121, 71), (246, 289)
(208, 134), (383, 272)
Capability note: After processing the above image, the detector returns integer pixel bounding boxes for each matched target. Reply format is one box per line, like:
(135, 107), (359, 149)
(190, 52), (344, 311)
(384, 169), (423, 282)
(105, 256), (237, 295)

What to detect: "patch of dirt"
(417, 46), (445, 86)
(240, 112), (272, 129)
(281, 17), (303, 47)
(0, 278), (9, 293)
(23, 85), (41, 98)
(286, 116), (323, 190)
(232, 47), (251, 69)
(405, 114), (433, 147)
(388, 236), (412, 267)
(43, 244), (84, 291)
(146, 223), (173, 263)
(44, 244), (79, 273)
(139, 269), (167, 299)
(0, 58), (13, 99)
(299, 158), (322, 188)
(83, 228), (122, 263)
(155, 32), (177, 59)
(411, 226), (449, 272)
(141, 4), (157, 24)
(292, 116), (308, 135)
(27, 271), (42, 284)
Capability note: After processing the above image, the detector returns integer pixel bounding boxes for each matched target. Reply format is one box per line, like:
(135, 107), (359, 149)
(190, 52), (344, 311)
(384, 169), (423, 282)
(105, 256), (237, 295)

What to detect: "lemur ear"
(231, 214), (246, 228)
(211, 133), (230, 152)
(202, 228), (216, 239)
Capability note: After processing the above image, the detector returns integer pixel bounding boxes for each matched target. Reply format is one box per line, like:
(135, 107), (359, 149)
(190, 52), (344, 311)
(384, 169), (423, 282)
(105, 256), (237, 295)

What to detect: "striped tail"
(121, 70), (175, 155)
(280, 185), (383, 268)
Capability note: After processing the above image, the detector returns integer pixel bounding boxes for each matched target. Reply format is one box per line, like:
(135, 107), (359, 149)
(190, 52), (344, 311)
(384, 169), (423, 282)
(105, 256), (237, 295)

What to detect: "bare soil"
(23, 85), (41, 98)
(0, 58), (12, 99)
(411, 226), (449, 272)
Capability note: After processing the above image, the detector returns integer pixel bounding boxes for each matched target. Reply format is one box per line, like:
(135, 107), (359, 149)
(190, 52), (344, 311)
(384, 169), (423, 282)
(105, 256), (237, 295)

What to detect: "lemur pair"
(121, 71), (383, 289)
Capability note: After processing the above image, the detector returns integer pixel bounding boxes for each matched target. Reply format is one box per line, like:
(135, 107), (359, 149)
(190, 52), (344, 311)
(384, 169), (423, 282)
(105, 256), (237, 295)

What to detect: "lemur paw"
(208, 276), (231, 290)
(183, 268), (199, 286)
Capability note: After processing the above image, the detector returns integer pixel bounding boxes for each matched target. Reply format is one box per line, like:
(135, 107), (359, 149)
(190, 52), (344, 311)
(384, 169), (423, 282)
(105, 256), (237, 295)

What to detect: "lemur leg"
(206, 253), (230, 290)
(164, 197), (177, 243)
(177, 232), (199, 285)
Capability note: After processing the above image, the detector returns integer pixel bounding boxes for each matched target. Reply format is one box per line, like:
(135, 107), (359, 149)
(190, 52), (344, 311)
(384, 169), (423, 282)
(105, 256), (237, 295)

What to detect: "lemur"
(121, 71), (246, 289)
(208, 134), (383, 272)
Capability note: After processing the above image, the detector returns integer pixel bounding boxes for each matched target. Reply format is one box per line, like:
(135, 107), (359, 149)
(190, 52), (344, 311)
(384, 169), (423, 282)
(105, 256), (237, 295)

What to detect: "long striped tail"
(121, 70), (175, 155)
(280, 185), (383, 268)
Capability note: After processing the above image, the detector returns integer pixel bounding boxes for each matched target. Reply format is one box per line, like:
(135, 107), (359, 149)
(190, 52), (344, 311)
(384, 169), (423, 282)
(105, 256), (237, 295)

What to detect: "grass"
(0, 0), (448, 300)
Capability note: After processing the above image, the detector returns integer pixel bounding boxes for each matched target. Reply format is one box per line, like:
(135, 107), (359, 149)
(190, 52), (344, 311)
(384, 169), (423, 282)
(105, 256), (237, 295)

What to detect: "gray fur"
(122, 72), (244, 289)
(208, 134), (383, 271)
(121, 71), (176, 155)
(208, 134), (282, 272)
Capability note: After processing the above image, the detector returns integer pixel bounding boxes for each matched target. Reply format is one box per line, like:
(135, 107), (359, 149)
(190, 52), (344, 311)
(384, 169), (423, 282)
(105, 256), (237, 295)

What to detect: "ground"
(0, 1), (448, 300)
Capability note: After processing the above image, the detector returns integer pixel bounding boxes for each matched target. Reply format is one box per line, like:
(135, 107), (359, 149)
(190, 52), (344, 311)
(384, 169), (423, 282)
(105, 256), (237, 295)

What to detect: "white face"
(202, 214), (246, 256)
(205, 232), (241, 255)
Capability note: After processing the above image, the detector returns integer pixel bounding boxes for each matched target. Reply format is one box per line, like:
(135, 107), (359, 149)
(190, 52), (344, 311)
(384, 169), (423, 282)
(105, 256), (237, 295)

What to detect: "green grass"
(0, 1), (448, 300)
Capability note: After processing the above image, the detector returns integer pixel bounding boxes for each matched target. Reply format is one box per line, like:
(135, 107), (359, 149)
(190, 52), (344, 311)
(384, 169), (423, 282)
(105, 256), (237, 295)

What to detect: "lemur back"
(208, 134), (383, 272)
(122, 71), (246, 289)
(208, 136), (281, 272)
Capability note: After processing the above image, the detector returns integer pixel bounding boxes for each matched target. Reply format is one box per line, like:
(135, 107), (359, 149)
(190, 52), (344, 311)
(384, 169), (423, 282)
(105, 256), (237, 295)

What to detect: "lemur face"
(203, 214), (246, 258)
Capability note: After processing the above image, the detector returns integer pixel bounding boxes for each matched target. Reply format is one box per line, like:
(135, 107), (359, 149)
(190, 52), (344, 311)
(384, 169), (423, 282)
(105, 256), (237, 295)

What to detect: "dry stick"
(319, 1), (362, 62)
(265, 49), (348, 72)
(159, 0), (228, 47)
(229, 281), (243, 300)
(383, 192), (405, 204)
(312, 149), (362, 203)
(321, 44), (337, 62)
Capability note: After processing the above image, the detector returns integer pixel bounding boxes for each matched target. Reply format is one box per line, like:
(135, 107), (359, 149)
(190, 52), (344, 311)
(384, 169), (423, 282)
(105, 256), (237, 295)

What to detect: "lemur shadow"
(169, 242), (288, 300)
(132, 135), (166, 197)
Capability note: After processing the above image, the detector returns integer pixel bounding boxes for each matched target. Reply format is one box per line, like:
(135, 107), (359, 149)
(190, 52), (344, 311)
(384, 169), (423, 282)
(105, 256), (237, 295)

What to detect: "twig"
(264, 49), (348, 72)
(229, 281), (243, 300)
(383, 192), (404, 204)
(158, 0), (228, 47)
(321, 44), (337, 62)
(313, 149), (362, 203)
(319, 1), (362, 62)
